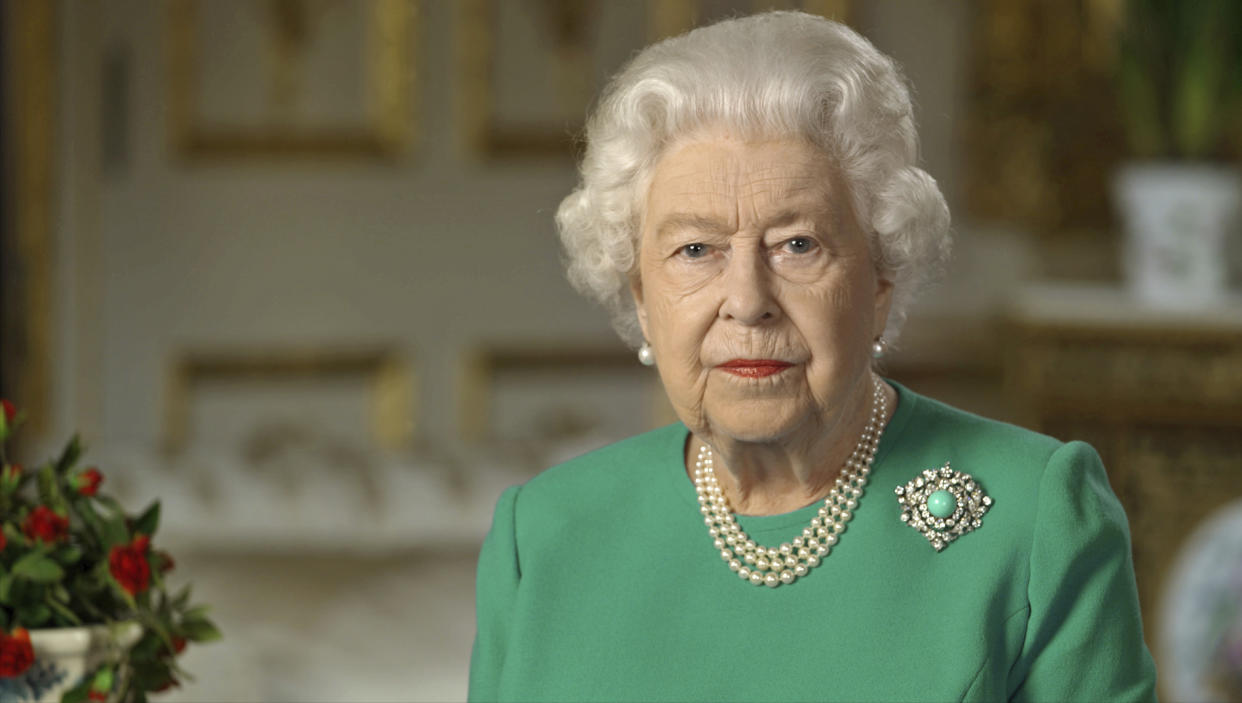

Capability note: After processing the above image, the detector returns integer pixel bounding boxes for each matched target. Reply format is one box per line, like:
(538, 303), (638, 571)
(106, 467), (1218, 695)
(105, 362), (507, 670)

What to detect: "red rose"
(23, 505), (70, 544)
(0, 399), (16, 425)
(0, 530), (6, 551)
(109, 535), (151, 596)
(0, 628), (34, 677)
(73, 467), (104, 496)
(172, 636), (186, 655)
(87, 691), (107, 702)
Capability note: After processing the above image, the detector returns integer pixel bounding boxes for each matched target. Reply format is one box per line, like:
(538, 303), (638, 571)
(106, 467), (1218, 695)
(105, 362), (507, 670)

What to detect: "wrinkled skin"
(631, 131), (897, 515)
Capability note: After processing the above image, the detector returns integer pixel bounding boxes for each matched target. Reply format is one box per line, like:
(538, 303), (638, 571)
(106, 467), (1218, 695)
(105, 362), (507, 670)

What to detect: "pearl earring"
(871, 337), (888, 359)
(638, 342), (656, 366)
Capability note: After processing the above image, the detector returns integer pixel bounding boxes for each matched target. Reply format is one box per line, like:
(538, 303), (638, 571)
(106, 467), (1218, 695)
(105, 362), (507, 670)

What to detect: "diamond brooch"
(895, 462), (992, 552)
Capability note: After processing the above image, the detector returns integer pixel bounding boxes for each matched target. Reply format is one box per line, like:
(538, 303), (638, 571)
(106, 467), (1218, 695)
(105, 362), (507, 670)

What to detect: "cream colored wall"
(51, 0), (615, 452)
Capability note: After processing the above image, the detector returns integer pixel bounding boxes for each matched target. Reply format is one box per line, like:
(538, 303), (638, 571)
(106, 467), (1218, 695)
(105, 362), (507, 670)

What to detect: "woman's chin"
(703, 405), (809, 445)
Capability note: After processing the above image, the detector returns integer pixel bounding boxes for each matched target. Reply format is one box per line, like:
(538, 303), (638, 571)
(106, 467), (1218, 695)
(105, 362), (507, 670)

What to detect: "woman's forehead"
(645, 137), (843, 223)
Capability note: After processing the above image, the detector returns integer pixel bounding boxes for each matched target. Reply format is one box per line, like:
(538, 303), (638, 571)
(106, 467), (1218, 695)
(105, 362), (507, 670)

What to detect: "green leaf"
(101, 512), (129, 550)
(134, 501), (160, 536)
(130, 632), (162, 660)
(55, 545), (82, 565)
(37, 465), (62, 507)
(130, 659), (173, 695)
(54, 435), (83, 475)
(12, 552), (65, 583)
(94, 495), (127, 519)
(73, 500), (107, 547)
(17, 602), (51, 626)
(91, 667), (114, 693)
(135, 611), (175, 653)
(1173, 19), (1225, 157)
(181, 604), (212, 621)
(180, 615), (221, 642)
(45, 594), (82, 626)
(1, 524), (25, 551)
(1118, 44), (1167, 157)
(60, 678), (90, 703)
(171, 583), (192, 610)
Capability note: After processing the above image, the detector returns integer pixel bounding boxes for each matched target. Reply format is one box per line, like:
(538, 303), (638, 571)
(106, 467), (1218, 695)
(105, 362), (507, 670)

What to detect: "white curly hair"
(556, 10), (951, 349)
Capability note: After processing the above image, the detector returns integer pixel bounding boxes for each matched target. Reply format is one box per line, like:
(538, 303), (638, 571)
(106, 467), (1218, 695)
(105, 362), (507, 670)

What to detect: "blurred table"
(1004, 283), (1242, 682)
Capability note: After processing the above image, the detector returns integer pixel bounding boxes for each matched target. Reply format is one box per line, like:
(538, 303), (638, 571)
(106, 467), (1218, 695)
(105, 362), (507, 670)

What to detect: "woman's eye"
(783, 237), (817, 254)
(679, 242), (709, 259)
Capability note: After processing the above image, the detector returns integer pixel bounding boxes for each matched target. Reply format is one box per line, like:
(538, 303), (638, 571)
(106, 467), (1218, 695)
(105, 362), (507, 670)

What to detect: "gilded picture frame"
(166, 0), (417, 160)
(457, 344), (674, 447)
(162, 347), (416, 454)
(962, 0), (1126, 232)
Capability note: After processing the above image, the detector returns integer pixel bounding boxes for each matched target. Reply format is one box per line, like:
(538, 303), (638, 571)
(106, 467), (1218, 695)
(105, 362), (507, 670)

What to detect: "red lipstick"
(717, 359), (793, 378)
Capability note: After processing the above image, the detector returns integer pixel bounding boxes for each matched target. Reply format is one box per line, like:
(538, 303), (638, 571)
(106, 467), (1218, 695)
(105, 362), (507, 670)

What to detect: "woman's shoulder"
(889, 381), (1122, 545)
(889, 382), (1078, 487)
(508, 422), (687, 522)
(895, 383), (1063, 459)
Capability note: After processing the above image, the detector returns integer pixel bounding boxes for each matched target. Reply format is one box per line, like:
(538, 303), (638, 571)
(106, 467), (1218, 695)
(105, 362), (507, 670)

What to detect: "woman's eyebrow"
(654, 204), (833, 240)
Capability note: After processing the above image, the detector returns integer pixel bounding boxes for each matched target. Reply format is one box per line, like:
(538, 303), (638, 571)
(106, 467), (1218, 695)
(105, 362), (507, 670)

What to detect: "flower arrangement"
(0, 399), (220, 702)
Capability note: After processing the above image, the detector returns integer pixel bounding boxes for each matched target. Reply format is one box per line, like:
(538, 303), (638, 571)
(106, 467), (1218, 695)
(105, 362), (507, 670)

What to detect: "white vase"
(1112, 162), (1242, 308)
(0, 623), (143, 703)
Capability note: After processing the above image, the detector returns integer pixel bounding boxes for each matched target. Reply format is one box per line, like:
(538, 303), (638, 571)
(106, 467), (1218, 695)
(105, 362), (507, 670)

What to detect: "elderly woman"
(470, 11), (1157, 702)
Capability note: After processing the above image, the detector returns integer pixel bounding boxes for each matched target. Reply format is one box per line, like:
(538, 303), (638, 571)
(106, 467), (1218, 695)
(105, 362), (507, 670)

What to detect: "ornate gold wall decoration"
(162, 346), (416, 454)
(459, 0), (851, 159)
(963, 0), (1128, 232)
(166, 0), (416, 160)
(457, 344), (673, 447)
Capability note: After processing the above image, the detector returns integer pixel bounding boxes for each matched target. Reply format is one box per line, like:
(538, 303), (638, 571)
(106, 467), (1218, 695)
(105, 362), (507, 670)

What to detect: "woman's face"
(632, 132), (893, 445)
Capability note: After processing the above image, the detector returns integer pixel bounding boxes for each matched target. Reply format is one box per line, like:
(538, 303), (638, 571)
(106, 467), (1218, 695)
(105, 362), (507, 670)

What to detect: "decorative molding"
(162, 346), (416, 454)
(457, 343), (672, 443)
(962, 0), (1128, 232)
(166, 0), (417, 160)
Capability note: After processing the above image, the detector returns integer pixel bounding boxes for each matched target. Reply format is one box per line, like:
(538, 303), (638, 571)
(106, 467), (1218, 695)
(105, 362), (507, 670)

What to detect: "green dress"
(469, 380), (1158, 702)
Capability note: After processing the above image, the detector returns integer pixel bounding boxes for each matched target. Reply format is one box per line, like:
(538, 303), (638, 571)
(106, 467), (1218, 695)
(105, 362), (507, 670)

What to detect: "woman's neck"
(685, 376), (897, 516)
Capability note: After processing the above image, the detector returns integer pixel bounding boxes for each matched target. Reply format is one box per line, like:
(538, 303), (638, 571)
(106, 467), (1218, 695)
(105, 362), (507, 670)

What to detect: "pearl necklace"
(693, 375), (889, 587)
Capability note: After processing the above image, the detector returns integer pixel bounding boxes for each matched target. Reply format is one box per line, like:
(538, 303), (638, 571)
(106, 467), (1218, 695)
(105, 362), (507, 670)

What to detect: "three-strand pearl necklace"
(693, 375), (889, 587)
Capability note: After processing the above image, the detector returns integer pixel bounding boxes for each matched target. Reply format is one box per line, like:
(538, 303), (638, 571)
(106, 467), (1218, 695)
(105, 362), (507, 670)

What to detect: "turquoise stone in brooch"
(895, 462), (993, 552)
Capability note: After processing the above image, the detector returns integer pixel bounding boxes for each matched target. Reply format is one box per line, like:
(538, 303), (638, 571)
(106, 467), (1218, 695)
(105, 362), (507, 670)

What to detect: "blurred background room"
(2, 0), (1241, 701)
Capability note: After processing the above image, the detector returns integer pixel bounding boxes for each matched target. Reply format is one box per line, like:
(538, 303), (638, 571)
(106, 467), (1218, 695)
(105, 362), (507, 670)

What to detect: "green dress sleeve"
(1009, 441), (1158, 702)
(468, 485), (521, 702)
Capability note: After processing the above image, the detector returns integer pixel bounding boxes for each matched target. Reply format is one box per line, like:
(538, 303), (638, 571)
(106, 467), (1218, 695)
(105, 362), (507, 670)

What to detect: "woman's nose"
(718, 247), (779, 324)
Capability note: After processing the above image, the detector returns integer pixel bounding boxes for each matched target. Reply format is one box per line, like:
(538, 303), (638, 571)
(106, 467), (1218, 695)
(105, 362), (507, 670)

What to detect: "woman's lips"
(716, 359), (793, 378)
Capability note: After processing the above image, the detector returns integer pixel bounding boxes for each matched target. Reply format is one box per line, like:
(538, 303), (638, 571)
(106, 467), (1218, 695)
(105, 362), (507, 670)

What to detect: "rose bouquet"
(0, 399), (220, 702)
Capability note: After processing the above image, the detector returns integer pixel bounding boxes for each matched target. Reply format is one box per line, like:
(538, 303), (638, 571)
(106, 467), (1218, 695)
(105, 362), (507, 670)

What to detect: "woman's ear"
(629, 274), (650, 341)
(872, 274), (894, 339)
